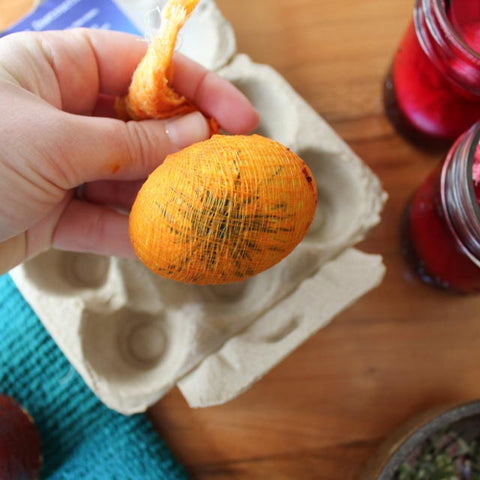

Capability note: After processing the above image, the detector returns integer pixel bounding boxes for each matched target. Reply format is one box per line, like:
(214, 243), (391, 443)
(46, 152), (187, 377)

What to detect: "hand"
(0, 28), (259, 274)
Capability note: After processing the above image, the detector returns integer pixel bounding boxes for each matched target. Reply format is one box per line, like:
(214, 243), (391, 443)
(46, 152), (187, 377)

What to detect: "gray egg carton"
(10, 0), (386, 413)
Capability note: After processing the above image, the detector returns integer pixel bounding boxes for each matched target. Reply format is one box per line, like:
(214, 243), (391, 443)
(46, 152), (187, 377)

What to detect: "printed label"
(2, 0), (140, 36)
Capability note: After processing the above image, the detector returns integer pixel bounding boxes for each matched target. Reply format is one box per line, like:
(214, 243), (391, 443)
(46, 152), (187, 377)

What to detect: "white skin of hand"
(0, 28), (259, 274)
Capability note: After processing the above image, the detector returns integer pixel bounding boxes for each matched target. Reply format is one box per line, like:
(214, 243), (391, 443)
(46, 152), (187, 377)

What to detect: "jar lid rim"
(430, 0), (480, 63)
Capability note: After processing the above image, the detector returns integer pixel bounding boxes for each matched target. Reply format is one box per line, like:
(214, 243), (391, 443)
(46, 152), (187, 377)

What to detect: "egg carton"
(10, 0), (386, 413)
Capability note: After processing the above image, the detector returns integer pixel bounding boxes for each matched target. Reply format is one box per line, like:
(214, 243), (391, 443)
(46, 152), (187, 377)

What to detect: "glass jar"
(402, 121), (480, 293)
(385, 0), (480, 149)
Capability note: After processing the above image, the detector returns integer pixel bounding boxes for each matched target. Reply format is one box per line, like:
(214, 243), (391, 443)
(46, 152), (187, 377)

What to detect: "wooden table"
(3, 1), (480, 478)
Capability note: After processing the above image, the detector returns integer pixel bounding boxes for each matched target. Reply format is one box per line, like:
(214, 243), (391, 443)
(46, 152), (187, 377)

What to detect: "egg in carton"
(10, 0), (386, 413)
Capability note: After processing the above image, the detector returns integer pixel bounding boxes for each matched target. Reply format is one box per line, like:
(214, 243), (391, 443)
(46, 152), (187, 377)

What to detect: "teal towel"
(0, 274), (189, 480)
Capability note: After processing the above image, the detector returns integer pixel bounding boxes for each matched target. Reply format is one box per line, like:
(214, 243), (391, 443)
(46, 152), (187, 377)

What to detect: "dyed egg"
(129, 134), (317, 284)
(0, 395), (42, 480)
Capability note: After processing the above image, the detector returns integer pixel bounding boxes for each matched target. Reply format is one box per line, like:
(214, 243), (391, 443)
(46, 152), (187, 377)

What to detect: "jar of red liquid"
(402, 121), (480, 293)
(385, 0), (480, 149)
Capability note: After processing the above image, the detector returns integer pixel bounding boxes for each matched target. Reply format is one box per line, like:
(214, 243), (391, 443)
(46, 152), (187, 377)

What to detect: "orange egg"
(129, 134), (317, 284)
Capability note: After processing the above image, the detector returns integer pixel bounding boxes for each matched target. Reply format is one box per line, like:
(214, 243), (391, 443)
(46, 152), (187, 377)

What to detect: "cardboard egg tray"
(10, 0), (386, 413)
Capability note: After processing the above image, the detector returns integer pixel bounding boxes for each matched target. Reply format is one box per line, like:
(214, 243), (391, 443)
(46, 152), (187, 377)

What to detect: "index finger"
(172, 52), (260, 133)
(0, 29), (148, 113)
(80, 30), (259, 132)
(3, 29), (258, 131)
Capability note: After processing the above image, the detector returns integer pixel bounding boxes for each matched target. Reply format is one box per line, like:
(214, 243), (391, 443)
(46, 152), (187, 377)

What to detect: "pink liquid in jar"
(385, 1), (480, 149)
(402, 130), (480, 293)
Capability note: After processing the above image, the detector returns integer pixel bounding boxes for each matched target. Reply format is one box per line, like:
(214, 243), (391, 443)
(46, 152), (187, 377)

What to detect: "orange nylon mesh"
(115, 0), (207, 123)
(129, 134), (318, 285)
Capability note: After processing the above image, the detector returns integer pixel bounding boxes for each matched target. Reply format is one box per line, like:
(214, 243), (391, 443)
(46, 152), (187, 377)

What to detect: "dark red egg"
(0, 395), (42, 480)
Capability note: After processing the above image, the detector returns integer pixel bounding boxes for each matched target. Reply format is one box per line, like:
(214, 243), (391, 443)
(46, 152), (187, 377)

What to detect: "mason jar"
(402, 121), (480, 293)
(385, 0), (480, 149)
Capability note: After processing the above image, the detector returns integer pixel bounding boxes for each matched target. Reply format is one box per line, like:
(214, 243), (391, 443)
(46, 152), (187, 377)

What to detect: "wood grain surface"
(2, 1), (480, 479)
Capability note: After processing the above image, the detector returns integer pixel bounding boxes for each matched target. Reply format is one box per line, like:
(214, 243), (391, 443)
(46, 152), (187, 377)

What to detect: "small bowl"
(359, 399), (480, 479)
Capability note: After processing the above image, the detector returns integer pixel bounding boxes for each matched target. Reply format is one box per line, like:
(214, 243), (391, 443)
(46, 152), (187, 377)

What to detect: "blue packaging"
(2, 0), (141, 36)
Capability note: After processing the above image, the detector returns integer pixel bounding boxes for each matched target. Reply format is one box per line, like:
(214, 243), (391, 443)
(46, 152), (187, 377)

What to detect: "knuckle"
(81, 207), (109, 252)
(123, 120), (165, 172)
(41, 113), (83, 188)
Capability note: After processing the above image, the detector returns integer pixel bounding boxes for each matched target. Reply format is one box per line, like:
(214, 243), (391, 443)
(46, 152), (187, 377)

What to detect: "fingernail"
(165, 111), (210, 150)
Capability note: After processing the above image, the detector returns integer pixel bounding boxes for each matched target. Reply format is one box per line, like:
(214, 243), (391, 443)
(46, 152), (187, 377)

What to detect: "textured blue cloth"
(0, 274), (189, 480)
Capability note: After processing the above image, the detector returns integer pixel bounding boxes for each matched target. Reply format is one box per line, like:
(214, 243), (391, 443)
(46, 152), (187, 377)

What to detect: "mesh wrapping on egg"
(129, 134), (318, 284)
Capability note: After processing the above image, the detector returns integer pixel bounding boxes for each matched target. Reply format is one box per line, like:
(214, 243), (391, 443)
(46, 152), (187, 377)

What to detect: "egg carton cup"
(10, 0), (386, 413)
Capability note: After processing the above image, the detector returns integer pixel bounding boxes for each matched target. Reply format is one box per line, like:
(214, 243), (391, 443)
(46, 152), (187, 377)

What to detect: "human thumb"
(52, 110), (211, 188)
